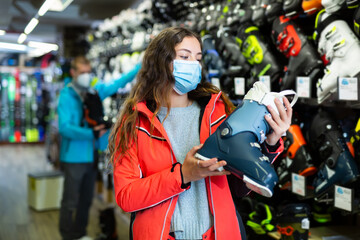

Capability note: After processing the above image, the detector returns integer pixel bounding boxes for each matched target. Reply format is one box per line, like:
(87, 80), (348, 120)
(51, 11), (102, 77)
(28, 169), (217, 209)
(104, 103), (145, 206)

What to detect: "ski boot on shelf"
(202, 34), (225, 80)
(272, 15), (323, 92)
(346, 0), (359, 8)
(214, 26), (251, 76)
(302, 0), (323, 15)
(195, 81), (298, 197)
(321, 0), (345, 13)
(309, 111), (360, 197)
(353, 4), (360, 37)
(283, 0), (303, 17)
(266, 0), (285, 23)
(247, 201), (277, 235)
(277, 124), (317, 190)
(313, 9), (360, 103)
(236, 22), (283, 91)
(277, 203), (311, 240)
(251, 0), (268, 26)
(350, 117), (360, 164)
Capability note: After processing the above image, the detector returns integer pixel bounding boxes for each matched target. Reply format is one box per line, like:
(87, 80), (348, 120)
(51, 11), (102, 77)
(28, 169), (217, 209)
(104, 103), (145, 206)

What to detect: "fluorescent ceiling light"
(28, 48), (50, 57)
(24, 18), (39, 35)
(38, 0), (54, 16)
(0, 30), (6, 35)
(49, 0), (74, 11)
(17, 33), (27, 44)
(0, 42), (27, 51)
(28, 41), (59, 51)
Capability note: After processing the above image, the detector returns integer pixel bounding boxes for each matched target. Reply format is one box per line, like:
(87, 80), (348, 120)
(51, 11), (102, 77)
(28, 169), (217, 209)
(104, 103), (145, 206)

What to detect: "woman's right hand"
(181, 144), (231, 184)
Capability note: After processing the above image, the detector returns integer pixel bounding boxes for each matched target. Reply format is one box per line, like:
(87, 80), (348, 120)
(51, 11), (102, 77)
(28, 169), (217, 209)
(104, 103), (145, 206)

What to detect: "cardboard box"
(28, 171), (64, 211)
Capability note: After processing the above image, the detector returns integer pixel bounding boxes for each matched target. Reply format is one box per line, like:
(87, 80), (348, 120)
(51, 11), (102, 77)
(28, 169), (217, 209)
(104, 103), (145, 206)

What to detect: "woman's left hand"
(264, 97), (293, 146)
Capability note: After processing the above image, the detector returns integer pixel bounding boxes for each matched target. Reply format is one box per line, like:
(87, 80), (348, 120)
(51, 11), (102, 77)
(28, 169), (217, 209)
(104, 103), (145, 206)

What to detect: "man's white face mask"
(76, 73), (92, 89)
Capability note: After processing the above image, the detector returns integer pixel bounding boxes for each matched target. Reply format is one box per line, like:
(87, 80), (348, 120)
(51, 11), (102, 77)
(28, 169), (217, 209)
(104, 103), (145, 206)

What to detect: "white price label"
(296, 76), (311, 98)
(234, 77), (245, 96)
(291, 173), (306, 196)
(301, 218), (310, 230)
(259, 76), (271, 91)
(334, 185), (352, 212)
(338, 77), (358, 101)
(211, 78), (221, 89)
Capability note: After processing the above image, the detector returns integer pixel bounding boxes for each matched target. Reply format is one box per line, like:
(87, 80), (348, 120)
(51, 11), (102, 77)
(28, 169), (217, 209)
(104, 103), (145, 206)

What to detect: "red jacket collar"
(136, 92), (223, 120)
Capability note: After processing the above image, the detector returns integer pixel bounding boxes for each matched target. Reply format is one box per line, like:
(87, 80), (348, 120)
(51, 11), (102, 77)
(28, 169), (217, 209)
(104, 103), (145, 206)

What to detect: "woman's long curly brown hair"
(108, 26), (234, 166)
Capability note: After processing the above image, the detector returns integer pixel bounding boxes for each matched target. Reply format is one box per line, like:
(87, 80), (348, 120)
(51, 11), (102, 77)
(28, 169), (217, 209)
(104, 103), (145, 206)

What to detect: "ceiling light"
(49, 0), (74, 11)
(24, 18), (39, 35)
(38, 0), (55, 16)
(17, 33), (27, 44)
(28, 41), (59, 51)
(0, 30), (6, 35)
(0, 42), (27, 51)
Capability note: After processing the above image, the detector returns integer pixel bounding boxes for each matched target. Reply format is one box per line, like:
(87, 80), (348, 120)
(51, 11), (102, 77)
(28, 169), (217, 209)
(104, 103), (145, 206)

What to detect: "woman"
(109, 27), (291, 240)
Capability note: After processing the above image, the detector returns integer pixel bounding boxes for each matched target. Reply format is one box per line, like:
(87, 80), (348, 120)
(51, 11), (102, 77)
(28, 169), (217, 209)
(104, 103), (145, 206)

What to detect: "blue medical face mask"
(173, 59), (202, 95)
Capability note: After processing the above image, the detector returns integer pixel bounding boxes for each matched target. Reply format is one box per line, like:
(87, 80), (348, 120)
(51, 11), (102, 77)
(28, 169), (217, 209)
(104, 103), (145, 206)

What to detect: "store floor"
(0, 144), (130, 240)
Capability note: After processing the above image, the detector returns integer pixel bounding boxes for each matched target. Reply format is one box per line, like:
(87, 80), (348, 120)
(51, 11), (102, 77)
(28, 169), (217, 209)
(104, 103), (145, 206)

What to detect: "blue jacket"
(58, 64), (141, 163)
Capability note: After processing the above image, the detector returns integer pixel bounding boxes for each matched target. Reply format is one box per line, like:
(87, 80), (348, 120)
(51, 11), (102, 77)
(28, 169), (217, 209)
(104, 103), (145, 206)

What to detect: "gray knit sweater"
(157, 102), (213, 239)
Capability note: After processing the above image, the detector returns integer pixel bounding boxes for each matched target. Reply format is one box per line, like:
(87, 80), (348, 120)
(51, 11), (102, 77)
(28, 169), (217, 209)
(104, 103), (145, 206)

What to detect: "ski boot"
(83, 89), (112, 129)
(214, 26), (251, 76)
(236, 22), (283, 91)
(277, 124), (317, 190)
(195, 81), (298, 197)
(283, 0), (303, 17)
(251, 0), (268, 26)
(353, 4), (360, 37)
(277, 203), (311, 240)
(321, 0), (345, 13)
(202, 34), (225, 80)
(309, 111), (360, 197)
(247, 201), (277, 235)
(350, 117), (360, 164)
(313, 10), (360, 103)
(266, 0), (285, 23)
(272, 15), (323, 92)
(96, 207), (118, 240)
(302, 0), (323, 15)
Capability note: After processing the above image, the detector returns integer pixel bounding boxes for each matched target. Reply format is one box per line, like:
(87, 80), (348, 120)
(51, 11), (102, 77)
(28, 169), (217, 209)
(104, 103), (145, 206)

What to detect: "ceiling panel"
(0, 0), (141, 44)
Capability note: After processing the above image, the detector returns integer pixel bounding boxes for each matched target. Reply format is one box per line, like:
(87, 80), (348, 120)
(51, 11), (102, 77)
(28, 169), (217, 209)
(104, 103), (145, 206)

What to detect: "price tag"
(211, 77), (221, 89)
(296, 76), (311, 98)
(234, 77), (245, 96)
(334, 185), (353, 212)
(292, 173), (306, 196)
(259, 75), (271, 91)
(301, 218), (310, 230)
(338, 77), (358, 101)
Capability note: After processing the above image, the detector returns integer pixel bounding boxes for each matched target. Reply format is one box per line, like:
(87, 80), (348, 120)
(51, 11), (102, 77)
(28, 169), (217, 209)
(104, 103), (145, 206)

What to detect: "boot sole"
(243, 175), (273, 198)
(195, 153), (273, 197)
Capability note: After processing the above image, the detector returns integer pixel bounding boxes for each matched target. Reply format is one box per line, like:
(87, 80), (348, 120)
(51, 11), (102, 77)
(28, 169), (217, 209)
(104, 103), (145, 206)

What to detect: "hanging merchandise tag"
(334, 185), (353, 212)
(292, 173), (306, 196)
(259, 75), (271, 91)
(338, 77), (358, 101)
(296, 76), (311, 98)
(234, 77), (245, 96)
(301, 218), (310, 230)
(211, 77), (221, 89)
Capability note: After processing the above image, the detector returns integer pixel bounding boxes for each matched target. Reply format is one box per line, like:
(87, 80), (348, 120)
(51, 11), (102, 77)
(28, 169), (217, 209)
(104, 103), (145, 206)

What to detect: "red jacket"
(113, 92), (283, 240)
